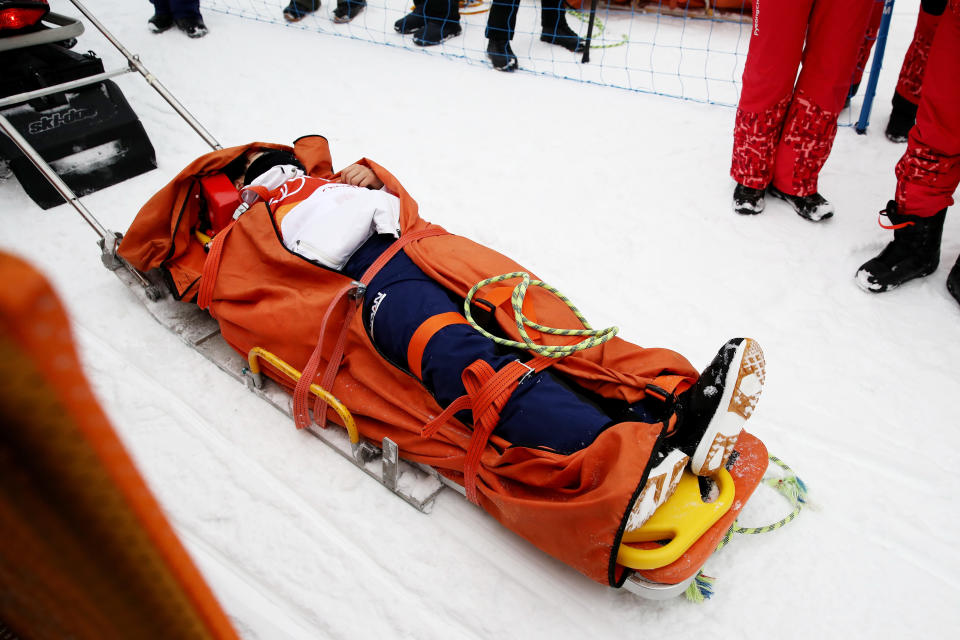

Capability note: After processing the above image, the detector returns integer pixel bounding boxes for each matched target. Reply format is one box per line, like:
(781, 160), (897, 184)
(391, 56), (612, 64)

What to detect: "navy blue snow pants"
(342, 235), (626, 454)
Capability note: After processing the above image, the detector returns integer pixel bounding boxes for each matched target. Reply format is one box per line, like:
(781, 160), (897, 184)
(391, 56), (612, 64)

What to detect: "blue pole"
(856, 0), (896, 134)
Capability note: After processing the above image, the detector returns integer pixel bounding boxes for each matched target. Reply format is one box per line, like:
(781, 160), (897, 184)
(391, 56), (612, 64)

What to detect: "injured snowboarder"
(118, 135), (766, 588)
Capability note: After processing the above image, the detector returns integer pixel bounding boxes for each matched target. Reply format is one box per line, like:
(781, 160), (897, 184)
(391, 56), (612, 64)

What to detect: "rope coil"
(463, 272), (618, 358)
(684, 454), (807, 602)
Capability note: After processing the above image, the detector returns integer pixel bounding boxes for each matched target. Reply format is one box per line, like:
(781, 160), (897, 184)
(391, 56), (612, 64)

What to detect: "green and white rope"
(684, 454), (808, 602)
(569, 10), (630, 49)
(730, 455), (807, 535)
(463, 272), (618, 358)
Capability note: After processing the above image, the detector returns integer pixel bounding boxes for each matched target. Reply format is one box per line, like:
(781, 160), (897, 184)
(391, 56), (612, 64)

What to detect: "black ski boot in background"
(487, 38), (518, 71)
(540, 19), (583, 53)
(395, 2), (425, 33)
(885, 92), (919, 143)
(856, 201), (947, 292)
(284, 0), (319, 22)
(769, 186), (834, 222)
(333, 0), (366, 23)
(733, 183), (765, 215)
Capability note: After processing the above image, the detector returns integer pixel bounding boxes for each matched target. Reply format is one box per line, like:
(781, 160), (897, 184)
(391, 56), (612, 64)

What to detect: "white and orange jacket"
(241, 164), (400, 270)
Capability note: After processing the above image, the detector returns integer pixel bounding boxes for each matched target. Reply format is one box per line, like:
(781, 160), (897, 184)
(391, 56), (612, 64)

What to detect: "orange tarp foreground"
(0, 252), (239, 640)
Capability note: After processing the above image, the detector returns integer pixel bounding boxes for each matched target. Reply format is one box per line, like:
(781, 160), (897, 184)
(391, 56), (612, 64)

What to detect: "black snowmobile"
(0, 0), (156, 209)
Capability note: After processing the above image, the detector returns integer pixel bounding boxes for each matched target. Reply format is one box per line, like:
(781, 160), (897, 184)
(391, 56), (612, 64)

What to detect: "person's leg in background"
(885, 0), (947, 142)
(730, 0), (813, 215)
(767, 0), (874, 221)
(856, 0), (960, 300)
(485, 0), (521, 71)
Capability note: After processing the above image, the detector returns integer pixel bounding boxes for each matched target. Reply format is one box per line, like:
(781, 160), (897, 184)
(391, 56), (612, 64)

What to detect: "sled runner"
(10, 4), (795, 602)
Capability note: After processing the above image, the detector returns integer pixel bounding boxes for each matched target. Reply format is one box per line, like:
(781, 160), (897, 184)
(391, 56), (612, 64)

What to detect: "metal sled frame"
(4, 0), (714, 599)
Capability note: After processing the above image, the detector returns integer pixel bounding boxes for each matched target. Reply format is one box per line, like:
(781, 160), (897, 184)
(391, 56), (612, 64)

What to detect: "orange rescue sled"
(114, 136), (771, 597)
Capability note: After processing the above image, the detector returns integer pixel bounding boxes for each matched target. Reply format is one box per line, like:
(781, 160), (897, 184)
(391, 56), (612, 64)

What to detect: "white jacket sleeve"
(279, 184), (400, 270)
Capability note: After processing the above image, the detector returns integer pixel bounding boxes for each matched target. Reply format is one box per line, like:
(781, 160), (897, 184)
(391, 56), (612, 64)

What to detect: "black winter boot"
(769, 186), (834, 222)
(413, 18), (461, 46)
(395, 4), (425, 33)
(175, 17), (208, 38)
(283, 0), (319, 22)
(669, 338), (765, 477)
(540, 19), (584, 52)
(733, 183), (765, 215)
(885, 92), (919, 143)
(487, 38), (518, 71)
(856, 201), (947, 292)
(333, 0), (366, 23)
(947, 256), (960, 306)
(148, 13), (174, 33)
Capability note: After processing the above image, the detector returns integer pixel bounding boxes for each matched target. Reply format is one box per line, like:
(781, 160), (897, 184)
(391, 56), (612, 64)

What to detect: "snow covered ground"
(2, 0), (958, 637)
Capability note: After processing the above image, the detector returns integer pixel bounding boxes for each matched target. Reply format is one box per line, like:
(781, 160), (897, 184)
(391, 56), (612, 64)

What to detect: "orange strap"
(406, 312), (470, 380)
(420, 354), (556, 504)
(643, 374), (690, 402)
(197, 185), (275, 311)
(197, 221), (235, 311)
(293, 227), (449, 429)
(292, 280), (359, 429)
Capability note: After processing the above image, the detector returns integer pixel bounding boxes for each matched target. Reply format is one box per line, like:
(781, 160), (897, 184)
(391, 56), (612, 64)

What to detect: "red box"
(200, 173), (241, 233)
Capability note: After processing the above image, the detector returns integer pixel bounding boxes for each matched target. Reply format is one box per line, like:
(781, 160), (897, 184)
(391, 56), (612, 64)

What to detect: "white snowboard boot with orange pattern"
(679, 338), (766, 476)
(623, 338), (765, 532)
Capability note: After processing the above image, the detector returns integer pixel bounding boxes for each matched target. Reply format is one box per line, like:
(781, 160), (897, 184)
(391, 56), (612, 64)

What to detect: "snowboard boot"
(856, 201), (947, 293)
(733, 183), (765, 215)
(540, 19), (584, 53)
(885, 91), (918, 144)
(624, 448), (690, 531)
(283, 0), (319, 22)
(769, 186), (834, 222)
(413, 19), (461, 46)
(148, 13), (174, 33)
(487, 38), (518, 72)
(395, 5), (425, 33)
(175, 17), (208, 38)
(332, 0), (366, 23)
(947, 255), (960, 306)
(670, 338), (765, 477)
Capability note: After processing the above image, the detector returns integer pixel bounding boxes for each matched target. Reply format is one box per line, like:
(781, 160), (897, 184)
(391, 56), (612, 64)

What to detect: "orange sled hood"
(119, 136), (699, 587)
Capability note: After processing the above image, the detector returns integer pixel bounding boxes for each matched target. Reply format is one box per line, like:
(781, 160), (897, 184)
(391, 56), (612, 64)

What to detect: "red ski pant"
(895, 0), (946, 105)
(895, 0), (960, 218)
(731, 0), (874, 196)
(851, 0), (945, 102)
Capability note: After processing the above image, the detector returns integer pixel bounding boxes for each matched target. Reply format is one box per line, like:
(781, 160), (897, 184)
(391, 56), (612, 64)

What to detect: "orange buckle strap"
(420, 355), (555, 504)
(406, 312), (470, 380)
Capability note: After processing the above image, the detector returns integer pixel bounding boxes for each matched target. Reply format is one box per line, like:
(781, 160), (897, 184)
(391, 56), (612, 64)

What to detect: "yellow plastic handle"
(616, 468), (735, 570)
(246, 347), (359, 444)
